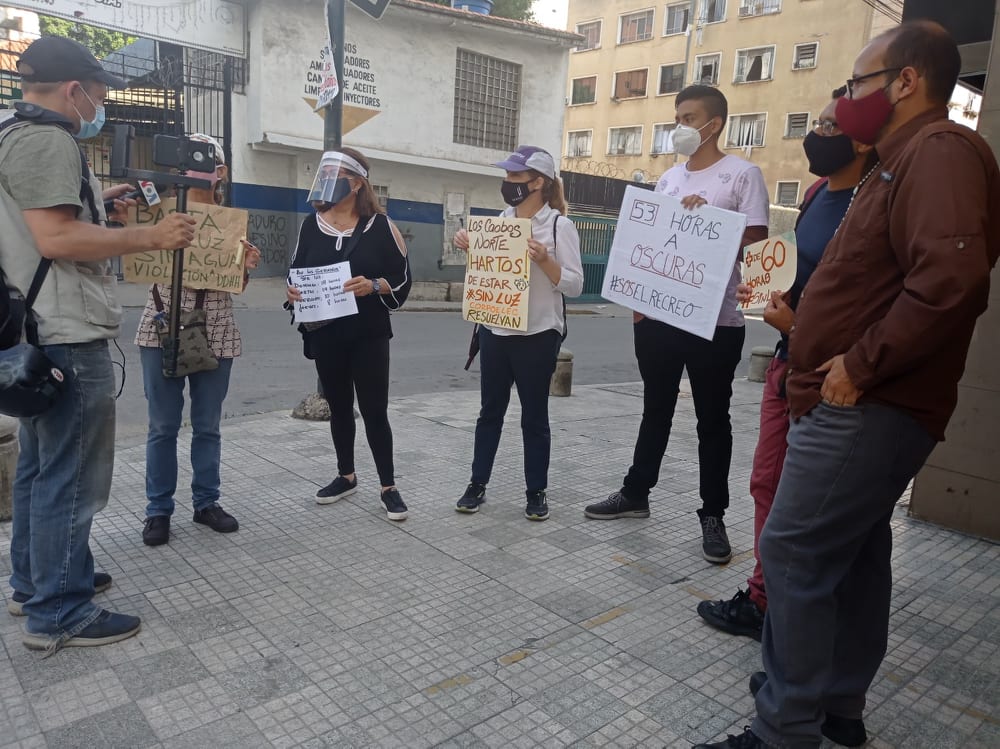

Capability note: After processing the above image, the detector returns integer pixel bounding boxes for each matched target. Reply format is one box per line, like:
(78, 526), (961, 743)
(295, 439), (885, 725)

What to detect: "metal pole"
(324, 0), (346, 150)
(223, 59), (234, 206)
(164, 184), (189, 377)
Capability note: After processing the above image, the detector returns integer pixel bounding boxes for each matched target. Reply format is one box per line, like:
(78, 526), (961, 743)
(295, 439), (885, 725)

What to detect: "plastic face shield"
(307, 151), (369, 205)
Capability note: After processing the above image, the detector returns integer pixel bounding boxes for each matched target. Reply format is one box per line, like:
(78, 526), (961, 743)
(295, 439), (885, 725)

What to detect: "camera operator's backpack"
(0, 105), (101, 415)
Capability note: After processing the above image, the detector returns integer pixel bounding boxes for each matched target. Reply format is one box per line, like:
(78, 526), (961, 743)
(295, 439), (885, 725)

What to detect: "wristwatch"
(371, 278), (381, 294)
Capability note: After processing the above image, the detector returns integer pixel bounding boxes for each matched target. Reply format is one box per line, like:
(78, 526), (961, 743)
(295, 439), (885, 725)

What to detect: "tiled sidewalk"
(1, 380), (997, 748)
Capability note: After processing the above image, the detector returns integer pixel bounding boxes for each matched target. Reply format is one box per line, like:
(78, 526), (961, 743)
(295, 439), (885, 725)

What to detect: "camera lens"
(192, 152), (206, 166)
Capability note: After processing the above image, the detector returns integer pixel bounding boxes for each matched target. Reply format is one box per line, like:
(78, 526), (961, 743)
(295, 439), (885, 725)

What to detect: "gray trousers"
(751, 402), (936, 748)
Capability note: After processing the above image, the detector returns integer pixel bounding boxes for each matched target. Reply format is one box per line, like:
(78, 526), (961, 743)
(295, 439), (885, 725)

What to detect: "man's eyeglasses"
(846, 67), (902, 97)
(812, 120), (840, 136)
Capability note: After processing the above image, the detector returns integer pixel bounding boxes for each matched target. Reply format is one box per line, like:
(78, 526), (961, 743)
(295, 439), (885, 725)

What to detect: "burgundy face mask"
(835, 88), (894, 146)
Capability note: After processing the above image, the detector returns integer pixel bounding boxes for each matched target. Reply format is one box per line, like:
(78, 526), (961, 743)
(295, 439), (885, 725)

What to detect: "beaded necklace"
(834, 160), (882, 237)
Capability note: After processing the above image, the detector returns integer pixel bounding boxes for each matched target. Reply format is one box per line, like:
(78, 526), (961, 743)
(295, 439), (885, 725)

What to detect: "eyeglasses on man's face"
(812, 119), (840, 136)
(846, 67), (902, 98)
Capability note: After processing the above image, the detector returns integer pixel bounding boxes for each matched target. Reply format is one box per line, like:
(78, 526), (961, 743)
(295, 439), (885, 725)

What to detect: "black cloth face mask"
(803, 131), (856, 178)
(501, 180), (534, 206)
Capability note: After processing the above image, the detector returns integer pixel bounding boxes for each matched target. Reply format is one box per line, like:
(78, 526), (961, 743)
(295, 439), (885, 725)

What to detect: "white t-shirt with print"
(655, 154), (770, 327)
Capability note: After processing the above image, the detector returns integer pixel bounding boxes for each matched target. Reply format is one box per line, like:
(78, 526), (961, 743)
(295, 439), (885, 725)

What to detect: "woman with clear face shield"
(286, 148), (412, 520)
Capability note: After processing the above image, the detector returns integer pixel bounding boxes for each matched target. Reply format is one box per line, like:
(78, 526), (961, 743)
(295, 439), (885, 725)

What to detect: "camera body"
(152, 134), (215, 173)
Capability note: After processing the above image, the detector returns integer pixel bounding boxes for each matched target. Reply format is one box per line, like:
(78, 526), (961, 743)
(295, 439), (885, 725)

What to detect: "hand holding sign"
(740, 231), (797, 313)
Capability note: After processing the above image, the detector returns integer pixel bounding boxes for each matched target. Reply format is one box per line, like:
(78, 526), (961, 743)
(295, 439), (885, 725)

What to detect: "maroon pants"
(747, 357), (790, 611)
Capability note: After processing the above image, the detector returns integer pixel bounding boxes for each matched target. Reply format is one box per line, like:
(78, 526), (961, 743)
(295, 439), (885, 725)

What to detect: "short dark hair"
(676, 84), (728, 123)
(832, 84), (847, 99)
(881, 20), (960, 104)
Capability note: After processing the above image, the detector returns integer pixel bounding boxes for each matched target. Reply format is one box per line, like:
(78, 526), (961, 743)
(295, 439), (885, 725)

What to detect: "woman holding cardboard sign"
(285, 149), (412, 521)
(135, 133), (261, 547)
(453, 146), (584, 521)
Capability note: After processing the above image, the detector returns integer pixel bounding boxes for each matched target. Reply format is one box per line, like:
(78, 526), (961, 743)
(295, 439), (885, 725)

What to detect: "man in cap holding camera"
(0, 36), (196, 652)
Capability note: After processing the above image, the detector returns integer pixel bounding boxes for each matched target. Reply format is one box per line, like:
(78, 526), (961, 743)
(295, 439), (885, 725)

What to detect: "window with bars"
(453, 49), (522, 151)
(694, 53), (721, 85)
(372, 184), (389, 211)
(735, 46), (775, 83)
(575, 20), (602, 51)
(739, 0), (782, 18)
(659, 63), (686, 95)
(785, 112), (809, 138)
(705, 0), (727, 22)
(727, 113), (767, 148)
(619, 9), (655, 44)
(614, 69), (648, 99)
(776, 181), (800, 205)
(651, 123), (677, 154)
(184, 48), (247, 94)
(608, 126), (643, 155)
(794, 42), (818, 69)
(567, 130), (593, 157)
(664, 3), (690, 34)
(571, 76), (598, 105)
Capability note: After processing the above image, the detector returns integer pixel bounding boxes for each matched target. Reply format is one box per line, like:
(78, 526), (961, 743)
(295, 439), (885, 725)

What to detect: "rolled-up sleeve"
(555, 216), (585, 298)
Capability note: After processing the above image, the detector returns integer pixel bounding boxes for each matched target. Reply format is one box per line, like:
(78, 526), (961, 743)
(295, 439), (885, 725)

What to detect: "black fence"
(562, 171), (653, 216)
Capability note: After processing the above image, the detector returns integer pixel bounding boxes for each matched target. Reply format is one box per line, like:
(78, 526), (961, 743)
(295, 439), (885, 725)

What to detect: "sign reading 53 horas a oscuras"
(601, 186), (747, 340)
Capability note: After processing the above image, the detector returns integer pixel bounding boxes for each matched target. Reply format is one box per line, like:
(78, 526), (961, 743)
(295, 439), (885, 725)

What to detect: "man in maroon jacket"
(694, 20), (1000, 749)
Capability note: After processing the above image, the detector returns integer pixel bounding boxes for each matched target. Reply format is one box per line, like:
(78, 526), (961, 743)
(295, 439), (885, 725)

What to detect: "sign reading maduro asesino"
(462, 216), (532, 332)
(123, 198), (250, 294)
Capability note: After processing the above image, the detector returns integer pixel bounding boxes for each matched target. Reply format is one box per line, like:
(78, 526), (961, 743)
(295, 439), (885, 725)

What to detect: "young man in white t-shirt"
(585, 85), (769, 565)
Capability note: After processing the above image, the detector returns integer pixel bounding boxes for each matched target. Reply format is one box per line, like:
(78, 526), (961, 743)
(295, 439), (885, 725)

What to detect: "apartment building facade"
(562, 0), (882, 207)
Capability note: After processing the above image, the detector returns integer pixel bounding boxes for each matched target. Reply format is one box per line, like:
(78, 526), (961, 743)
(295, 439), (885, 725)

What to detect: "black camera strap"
(23, 258), (52, 347)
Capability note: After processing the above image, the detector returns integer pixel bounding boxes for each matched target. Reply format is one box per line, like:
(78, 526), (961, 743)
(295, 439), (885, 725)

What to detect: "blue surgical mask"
(73, 86), (105, 141)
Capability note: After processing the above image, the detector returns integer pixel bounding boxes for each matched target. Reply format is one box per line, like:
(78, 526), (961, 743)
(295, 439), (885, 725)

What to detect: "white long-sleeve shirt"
(487, 203), (585, 337)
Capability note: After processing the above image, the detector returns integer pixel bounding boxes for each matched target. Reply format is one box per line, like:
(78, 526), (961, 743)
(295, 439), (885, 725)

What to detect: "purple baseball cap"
(493, 145), (556, 179)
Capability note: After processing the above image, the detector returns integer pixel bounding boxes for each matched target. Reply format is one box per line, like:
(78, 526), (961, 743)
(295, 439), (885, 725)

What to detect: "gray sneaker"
(697, 509), (732, 564)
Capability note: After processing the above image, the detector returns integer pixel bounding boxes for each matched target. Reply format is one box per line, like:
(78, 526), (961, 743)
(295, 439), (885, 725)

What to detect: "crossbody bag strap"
(23, 258), (53, 346)
(194, 289), (207, 309)
(339, 216), (369, 263)
(151, 284), (165, 312)
(552, 214), (567, 341)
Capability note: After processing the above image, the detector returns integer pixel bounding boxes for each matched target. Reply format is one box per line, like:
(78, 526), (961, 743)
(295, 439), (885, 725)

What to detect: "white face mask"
(671, 120), (714, 157)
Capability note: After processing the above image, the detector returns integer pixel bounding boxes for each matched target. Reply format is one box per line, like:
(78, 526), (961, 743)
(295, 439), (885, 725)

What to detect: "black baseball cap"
(17, 36), (127, 88)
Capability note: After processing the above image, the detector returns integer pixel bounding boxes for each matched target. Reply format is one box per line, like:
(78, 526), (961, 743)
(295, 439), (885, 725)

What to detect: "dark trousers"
(623, 319), (745, 516)
(471, 327), (561, 492)
(752, 402), (936, 748)
(314, 336), (395, 486)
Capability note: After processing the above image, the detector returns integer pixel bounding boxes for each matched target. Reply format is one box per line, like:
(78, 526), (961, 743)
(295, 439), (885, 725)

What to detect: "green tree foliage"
(430, 0), (535, 22)
(38, 15), (136, 60)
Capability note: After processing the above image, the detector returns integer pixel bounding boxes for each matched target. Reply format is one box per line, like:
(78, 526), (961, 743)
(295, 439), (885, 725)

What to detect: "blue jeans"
(140, 346), (233, 517)
(752, 402), (936, 748)
(472, 327), (561, 492)
(9, 341), (116, 638)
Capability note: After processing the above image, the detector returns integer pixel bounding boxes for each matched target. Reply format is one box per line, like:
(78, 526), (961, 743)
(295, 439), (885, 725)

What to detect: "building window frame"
(657, 62), (687, 96)
(574, 19), (603, 52)
(726, 112), (768, 148)
(785, 112), (810, 138)
(567, 129), (594, 157)
(608, 125), (645, 156)
(704, 0), (727, 23)
(618, 8), (656, 45)
(793, 41), (819, 70)
(570, 75), (598, 106)
(452, 48), (522, 151)
(693, 52), (723, 85)
(613, 68), (650, 100)
(738, 0), (782, 18)
(734, 44), (776, 84)
(663, 2), (691, 35)
(651, 123), (677, 155)
(776, 180), (801, 206)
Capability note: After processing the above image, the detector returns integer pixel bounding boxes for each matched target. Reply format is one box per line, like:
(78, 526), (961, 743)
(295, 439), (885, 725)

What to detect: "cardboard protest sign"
(740, 231), (798, 313)
(462, 216), (532, 332)
(123, 199), (250, 294)
(600, 186), (748, 340)
(288, 262), (358, 323)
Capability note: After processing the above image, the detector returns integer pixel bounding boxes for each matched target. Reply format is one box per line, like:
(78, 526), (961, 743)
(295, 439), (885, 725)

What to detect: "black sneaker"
(693, 727), (765, 748)
(697, 589), (764, 641)
(8, 572), (113, 617)
(525, 490), (549, 521)
(22, 609), (141, 651)
(380, 488), (408, 521)
(697, 509), (732, 564)
(748, 671), (867, 747)
(456, 482), (486, 513)
(584, 489), (650, 520)
(142, 515), (171, 546)
(193, 504), (239, 533)
(316, 475), (357, 505)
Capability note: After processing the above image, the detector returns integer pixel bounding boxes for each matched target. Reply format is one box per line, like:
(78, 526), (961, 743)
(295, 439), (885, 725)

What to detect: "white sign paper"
(740, 231), (798, 313)
(600, 186), (748, 340)
(289, 262), (358, 323)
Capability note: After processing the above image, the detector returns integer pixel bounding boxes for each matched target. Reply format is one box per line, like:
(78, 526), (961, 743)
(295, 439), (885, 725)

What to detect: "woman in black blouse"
(286, 148), (411, 520)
